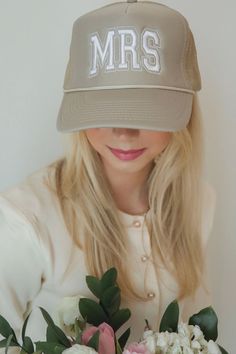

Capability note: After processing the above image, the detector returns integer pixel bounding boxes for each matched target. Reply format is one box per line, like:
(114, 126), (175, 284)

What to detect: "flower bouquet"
(0, 267), (229, 354)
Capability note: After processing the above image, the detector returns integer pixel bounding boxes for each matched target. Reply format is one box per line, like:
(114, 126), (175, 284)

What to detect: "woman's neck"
(102, 162), (152, 215)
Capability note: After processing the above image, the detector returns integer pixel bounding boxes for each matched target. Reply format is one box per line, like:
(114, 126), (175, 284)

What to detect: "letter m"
(89, 30), (115, 76)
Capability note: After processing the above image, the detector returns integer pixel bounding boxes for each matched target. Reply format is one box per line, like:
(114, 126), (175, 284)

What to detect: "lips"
(108, 146), (146, 161)
(108, 147), (145, 153)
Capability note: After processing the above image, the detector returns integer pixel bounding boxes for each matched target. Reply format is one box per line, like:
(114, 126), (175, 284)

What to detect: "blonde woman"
(0, 1), (216, 351)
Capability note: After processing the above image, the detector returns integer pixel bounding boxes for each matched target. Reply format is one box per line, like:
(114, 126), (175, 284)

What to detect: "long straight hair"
(45, 93), (207, 303)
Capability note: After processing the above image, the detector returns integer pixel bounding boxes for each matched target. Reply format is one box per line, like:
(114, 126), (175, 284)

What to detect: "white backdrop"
(0, 1), (235, 351)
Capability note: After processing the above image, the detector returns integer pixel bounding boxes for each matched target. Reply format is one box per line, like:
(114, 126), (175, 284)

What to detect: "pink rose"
(123, 342), (151, 354)
(82, 322), (115, 354)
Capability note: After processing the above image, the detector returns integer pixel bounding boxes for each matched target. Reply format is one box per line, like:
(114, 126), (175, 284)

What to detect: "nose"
(112, 128), (139, 136)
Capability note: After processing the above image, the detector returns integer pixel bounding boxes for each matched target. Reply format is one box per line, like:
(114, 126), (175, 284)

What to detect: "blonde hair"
(45, 93), (208, 303)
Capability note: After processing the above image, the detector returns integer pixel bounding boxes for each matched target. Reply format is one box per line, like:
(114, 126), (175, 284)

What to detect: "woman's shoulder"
(201, 180), (217, 248)
(0, 162), (59, 227)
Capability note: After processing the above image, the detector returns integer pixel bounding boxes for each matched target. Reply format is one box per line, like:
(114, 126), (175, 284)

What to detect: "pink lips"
(108, 147), (146, 161)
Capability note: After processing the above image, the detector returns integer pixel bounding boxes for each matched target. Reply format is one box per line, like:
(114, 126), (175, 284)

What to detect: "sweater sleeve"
(0, 196), (46, 354)
(180, 182), (217, 322)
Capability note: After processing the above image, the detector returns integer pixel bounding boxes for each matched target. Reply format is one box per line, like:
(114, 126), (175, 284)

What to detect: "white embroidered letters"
(117, 29), (140, 70)
(142, 30), (161, 73)
(89, 27), (161, 76)
(90, 30), (115, 76)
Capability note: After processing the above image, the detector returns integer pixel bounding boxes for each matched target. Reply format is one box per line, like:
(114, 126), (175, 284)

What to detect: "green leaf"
(188, 306), (218, 341)
(21, 312), (32, 344)
(100, 286), (121, 316)
(74, 317), (86, 334)
(46, 326), (61, 343)
(22, 336), (35, 354)
(101, 268), (117, 292)
(86, 276), (102, 298)
(79, 298), (109, 326)
(159, 300), (179, 333)
(217, 343), (229, 354)
(35, 341), (67, 354)
(0, 315), (18, 343)
(74, 320), (82, 341)
(75, 331), (82, 345)
(5, 334), (14, 354)
(38, 307), (71, 347)
(0, 338), (18, 348)
(115, 337), (123, 354)
(118, 327), (130, 350)
(87, 330), (100, 351)
(110, 309), (131, 332)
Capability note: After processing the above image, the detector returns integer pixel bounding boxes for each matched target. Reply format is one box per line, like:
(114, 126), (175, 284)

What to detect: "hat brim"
(56, 88), (193, 133)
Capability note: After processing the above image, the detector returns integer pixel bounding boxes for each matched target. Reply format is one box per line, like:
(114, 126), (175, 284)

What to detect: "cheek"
(161, 132), (172, 146)
(85, 129), (101, 143)
(85, 129), (110, 153)
(149, 132), (172, 149)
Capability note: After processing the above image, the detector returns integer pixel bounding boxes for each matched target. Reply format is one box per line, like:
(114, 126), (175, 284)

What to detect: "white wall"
(0, 1), (235, 351)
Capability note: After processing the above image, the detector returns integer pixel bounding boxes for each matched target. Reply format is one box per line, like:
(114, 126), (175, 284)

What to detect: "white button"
(132, 220), (141, 227)
(141, 255), (148, 262)
(147, 292), (156, 299)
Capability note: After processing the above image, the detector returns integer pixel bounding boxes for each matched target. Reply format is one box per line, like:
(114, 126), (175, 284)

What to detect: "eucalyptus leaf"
(38, 307), (71, 347)
(118, 327), (131, 350)
(100, 286), (121, 316)
(159, 300), (179, 333)
(188, 306), (218, 341)
(110, 308), (131, 332)
(86, 276), (102, 298)
(101, 268), (117, 291)
(79, 298), (109, 326)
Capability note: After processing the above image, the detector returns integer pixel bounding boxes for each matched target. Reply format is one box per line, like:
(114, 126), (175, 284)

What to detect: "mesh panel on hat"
(184, 28), (202, 91)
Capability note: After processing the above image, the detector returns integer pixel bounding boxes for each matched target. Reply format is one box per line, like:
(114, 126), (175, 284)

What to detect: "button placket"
(141, 254), (148, 262)
(141, 213), (160, 302)
(132, 219), (142, 228)
(140, 214), (151, 263)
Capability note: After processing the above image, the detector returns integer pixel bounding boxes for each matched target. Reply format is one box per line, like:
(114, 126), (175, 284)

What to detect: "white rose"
(207, 340), (222, 354)
(57, 295), (83, 326)
(62, 344), (98, 354)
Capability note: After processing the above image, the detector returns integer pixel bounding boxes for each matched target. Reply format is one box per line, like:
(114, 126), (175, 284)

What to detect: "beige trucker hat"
(57, 0), (201, 133)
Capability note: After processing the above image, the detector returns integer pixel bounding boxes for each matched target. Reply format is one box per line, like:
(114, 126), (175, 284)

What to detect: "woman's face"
(85, 127), (172, 174)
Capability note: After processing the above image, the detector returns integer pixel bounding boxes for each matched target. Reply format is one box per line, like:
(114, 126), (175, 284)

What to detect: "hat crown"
(63, 1), (201, 93)
(57, 2), (200, 133)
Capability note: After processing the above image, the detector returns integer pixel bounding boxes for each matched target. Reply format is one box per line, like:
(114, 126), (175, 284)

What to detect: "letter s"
(142, 30), (161, 73)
